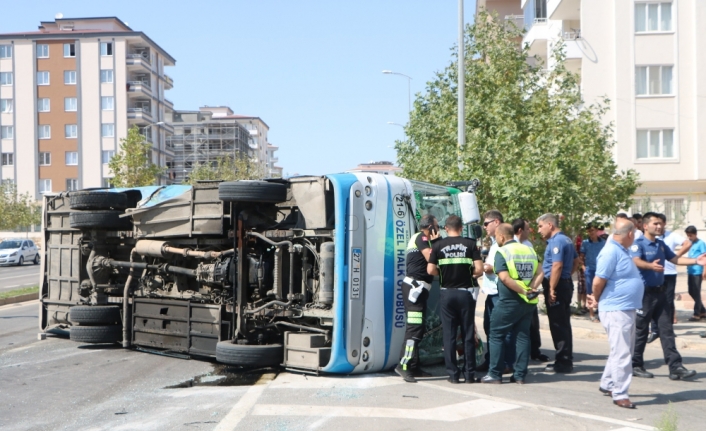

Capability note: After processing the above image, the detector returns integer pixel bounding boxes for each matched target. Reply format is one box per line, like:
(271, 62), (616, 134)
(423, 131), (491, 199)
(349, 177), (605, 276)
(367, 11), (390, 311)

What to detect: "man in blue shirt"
(630, 212), (700, 380)
(588, 218), (643, 409)
(684, 225), (706, 321)
(580, 223), (606, 323)
(537, 213), (579, 373)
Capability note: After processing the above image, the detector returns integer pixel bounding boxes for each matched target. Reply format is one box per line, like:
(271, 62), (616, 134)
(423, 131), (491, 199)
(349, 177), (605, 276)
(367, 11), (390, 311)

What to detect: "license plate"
(351, 248), (362, 299)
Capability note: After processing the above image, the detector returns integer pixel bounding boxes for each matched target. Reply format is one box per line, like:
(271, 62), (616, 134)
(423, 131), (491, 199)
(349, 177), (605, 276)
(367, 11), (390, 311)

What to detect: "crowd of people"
(394, 210), (706, 410)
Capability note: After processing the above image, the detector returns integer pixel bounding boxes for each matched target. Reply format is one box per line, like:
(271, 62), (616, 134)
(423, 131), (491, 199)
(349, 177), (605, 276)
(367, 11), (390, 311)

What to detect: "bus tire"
(69, 210), (132, 231)
(69, 325), (122, 344)
(69, 305), (122, 325)
(216, 341), (283, 367)
(218, 181), (287, 203)
(70, 191), (128, 210)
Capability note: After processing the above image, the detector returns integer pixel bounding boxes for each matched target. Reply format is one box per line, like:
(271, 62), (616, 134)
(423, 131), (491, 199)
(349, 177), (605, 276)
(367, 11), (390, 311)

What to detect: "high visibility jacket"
(406, 232), (422, 252)
(495, 242), (539, 304)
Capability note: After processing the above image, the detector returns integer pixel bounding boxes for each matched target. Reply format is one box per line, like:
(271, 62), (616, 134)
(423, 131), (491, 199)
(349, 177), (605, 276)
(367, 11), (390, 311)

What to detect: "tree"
(0, 182), (42, 234)
(108, 125), (166, 187)
(185, 155), (264, 185)
(396, 11), (639, 238)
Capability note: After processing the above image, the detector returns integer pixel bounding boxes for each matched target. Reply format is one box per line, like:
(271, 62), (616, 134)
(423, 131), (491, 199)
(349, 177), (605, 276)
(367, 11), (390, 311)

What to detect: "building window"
(39, 152), (51, 166)
(663, 198), (684, 223)
(636, 66), (672, 96)
(635, 3), (672, 33)
(0, 99), (12, 113)
(64, 97), (77, 112)
(36, 44), (49, 58)
(63, 43), (76, 58)
(0, 72), (11, 86)
(38, 98), (50, 112)
(101, 96), (114, 111)
(64, 70), (77, 85)
(39, 179), (52, 194)
(1, 152), (13, 166)
(38, 125), (51, 139)
(65, 151), (78, 166)
(66, 178), (79, 191)
(102, 150), (115, 164)
(0, 45), (11, 58)
(636, 129), (675, 159)
(100, 69), (114, 83)
(65, 124), (78, 139)
(37, 71), (50, 85)
(100, 42), (113, 56)
(101, 123), (115, 137)
(2, 126), (14, 139)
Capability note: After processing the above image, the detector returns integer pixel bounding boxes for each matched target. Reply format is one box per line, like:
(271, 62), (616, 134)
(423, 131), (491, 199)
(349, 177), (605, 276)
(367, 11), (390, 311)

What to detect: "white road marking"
(418, 382), (656, 431)
(0, 299), (39, 310)
(1, 273), (39, 280)
(0, 347), (101, 369)
(252, 398), (520, 421)
(213, 372), (275, 431)
(269, 372), (404, 389)
(5, 285), (19, 288)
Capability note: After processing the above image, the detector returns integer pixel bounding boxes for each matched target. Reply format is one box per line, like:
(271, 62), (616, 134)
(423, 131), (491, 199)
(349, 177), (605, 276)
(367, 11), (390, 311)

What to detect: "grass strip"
(0, 286), (39, 300)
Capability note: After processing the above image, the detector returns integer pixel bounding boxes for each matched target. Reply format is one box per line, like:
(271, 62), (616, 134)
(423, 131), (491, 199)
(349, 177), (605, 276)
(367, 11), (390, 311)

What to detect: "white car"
(0, 239), (40, 266)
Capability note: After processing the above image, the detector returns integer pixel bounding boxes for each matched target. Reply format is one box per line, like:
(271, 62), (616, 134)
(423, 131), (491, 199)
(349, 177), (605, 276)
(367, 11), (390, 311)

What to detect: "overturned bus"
(38, 173), (479, 374)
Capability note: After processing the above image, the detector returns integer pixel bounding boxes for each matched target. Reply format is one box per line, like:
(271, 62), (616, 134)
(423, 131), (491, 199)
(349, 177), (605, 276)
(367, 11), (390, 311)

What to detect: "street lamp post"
(458, 0), (465, 172)
(382, 70), (412, 113)
(387, 121), (404, 128)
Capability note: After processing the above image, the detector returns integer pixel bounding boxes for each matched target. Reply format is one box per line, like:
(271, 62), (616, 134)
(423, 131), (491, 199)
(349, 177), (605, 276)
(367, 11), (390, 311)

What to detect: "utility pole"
(457, 0), (465, 172)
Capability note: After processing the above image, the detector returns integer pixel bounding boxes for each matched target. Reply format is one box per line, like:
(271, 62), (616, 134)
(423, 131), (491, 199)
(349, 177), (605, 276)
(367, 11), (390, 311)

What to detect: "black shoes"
(646, 332), (659, 344)
(465, 376), (480, 383)
(545, 363), (573, 373)
(447, 377), (461, 384)
(395, 365), (417, 383)
(481, 375), (502, 384)
(632, 367), (654, 379)
(531, 354), (550, 362)
(599, 387), (612, 396)
(509, 376), (525, 385)
(669, 366), (697, 381)
(412, 368), (432, 378)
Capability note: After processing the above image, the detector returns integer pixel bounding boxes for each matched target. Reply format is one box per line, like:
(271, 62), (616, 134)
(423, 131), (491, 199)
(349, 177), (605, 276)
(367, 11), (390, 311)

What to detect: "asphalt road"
(0, 263), (41, 293)
(1, 300), (705, 431)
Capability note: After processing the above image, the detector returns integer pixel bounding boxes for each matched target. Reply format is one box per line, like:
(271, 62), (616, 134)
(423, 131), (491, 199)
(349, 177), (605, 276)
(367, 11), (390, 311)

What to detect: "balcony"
(504, 15), (524, 30)
(523, 19), (549, 58)
(548, 0), (580, 20)
(127, 81), (152, 97)
(127, 107), (153, 122)
(163, 74), (173, 90)
(163, 98), (174, 110)
(126, 53), (152, 72)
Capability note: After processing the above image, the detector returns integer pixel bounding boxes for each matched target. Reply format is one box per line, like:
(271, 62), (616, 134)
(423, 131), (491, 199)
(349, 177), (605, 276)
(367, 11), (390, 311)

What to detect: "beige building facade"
(479, 0), (706, 231)
(0, 17), (175, 197)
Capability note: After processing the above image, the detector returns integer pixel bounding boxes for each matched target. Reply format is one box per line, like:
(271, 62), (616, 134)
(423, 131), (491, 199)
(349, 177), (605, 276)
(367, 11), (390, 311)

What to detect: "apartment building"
(0, 16), (175, 197)
(266, 144), (283, 178)
(479, 0), (706, 230)
(166, 108), (253, 184)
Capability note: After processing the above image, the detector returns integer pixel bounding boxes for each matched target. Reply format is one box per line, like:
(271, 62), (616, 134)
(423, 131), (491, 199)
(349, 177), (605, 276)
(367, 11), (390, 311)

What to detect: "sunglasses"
(483, 220), (496, 227)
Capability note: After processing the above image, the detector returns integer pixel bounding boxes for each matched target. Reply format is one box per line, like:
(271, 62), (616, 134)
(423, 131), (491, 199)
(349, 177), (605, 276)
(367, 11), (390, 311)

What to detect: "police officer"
(395, 214), (440, 383)
(630, 212), (699, 380)
(537, 213), (579, 373)
(427, 215), (483, 384)
(481, 223), (544, 384)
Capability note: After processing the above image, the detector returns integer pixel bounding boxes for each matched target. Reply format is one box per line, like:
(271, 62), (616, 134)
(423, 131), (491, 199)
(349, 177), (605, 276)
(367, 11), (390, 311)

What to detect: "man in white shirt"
(513, 217), (549, 362)
(477, 210), (516, 372)
(648, 214), (691, 342)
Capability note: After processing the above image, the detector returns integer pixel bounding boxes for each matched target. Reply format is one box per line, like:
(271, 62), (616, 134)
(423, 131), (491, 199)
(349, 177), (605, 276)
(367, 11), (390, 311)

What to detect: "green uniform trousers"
(488, 299), (536, 381)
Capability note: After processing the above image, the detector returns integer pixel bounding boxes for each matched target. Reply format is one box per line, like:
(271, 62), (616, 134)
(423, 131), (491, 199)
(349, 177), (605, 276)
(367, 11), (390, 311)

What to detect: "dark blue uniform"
(542, 231), (577, 371)
(629, 236), (684, 372)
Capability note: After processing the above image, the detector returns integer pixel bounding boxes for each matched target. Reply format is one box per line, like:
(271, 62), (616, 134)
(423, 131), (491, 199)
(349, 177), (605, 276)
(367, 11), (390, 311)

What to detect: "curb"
(0, 293), (39, 306)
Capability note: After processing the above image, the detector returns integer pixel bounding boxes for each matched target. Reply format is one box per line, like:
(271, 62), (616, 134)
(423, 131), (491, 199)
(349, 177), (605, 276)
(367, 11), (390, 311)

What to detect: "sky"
(1, 1), (478, 176)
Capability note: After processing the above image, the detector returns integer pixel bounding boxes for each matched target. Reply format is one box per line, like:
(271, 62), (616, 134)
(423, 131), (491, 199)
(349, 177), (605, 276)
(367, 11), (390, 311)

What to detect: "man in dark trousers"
(395, 214), (440, 383)
(481, 223), (544, 384)
(630, 212), (700, 380)
(537, 213), (579, 373)
(427, 215), (483, 384)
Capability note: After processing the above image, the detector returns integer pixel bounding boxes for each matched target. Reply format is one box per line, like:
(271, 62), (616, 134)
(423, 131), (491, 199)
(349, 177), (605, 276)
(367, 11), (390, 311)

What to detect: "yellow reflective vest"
(494, 242), (539, 304)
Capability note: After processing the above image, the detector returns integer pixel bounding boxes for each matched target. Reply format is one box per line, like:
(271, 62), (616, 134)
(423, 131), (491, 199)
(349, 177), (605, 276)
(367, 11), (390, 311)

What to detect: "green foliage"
(108, 126), (166, 187)
(396, 12), (640, 238)
(655, 402), (679, 431)
(0, 286), (39, 300)
(0, 182), (42, 232)
(185, 155), (264, 184)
